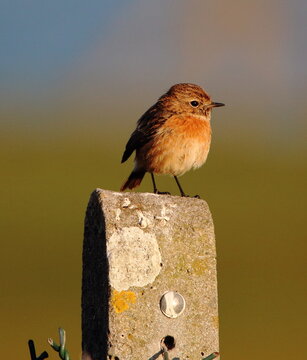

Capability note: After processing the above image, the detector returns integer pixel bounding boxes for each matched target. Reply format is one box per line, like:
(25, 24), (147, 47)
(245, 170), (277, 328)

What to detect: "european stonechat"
(120, 83), (224, 197)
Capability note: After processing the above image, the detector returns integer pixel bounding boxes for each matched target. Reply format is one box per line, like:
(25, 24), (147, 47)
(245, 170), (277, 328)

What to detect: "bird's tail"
(120, 169), (146, 191)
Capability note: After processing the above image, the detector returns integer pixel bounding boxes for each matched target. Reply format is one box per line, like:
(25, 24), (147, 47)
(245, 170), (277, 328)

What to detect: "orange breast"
(136, 115), (212, 176)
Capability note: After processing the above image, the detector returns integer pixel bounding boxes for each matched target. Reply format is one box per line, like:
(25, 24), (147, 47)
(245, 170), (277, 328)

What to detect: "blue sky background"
(1, 0), (306, 142)
(0, 0), (120, 85)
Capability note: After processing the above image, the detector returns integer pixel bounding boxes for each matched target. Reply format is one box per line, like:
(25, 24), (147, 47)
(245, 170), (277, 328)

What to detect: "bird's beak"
(208, 102), (225, 108)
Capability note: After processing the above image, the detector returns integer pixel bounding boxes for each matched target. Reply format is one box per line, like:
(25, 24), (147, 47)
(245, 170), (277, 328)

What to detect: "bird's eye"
(190, 100), (199, 107)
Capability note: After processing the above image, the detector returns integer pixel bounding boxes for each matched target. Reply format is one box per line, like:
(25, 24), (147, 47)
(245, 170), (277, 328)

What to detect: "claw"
(155, 191), (171, 195)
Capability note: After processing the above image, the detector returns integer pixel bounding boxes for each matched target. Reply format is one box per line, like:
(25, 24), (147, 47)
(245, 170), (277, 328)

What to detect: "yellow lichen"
(212, 315), (219, 328)
(174, 255), (187, 275)
(111, 290), (137, 313)
(191, 258), (207, 275)
(127, 333), (134, 340)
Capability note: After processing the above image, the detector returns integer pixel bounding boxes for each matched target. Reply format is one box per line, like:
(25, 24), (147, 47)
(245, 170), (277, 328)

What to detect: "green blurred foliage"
(0, 116), (306, 359)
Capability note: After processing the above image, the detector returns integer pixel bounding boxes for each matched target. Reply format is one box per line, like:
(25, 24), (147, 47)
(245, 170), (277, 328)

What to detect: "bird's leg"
(151, 173), (170, 195)
(174, 176), (186, 197)
(174, 176), (200, 198)
(151, 173), (158, 193)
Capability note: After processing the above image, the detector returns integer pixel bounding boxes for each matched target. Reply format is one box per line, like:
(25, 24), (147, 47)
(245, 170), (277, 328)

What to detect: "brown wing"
(121, 103), (169, 163)
(121, 129), (149, 163)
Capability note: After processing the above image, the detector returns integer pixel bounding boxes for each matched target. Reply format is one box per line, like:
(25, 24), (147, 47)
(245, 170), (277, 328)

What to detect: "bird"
(120, 83), (224, 197)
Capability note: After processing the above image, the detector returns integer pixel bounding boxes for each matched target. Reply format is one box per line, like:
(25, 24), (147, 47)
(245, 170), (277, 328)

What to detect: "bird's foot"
(154, 190), (171, 195)
(180, 193), (201, 199)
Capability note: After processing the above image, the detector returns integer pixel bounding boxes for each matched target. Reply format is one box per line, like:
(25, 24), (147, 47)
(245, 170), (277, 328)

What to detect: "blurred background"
(1, 0), (306, 359)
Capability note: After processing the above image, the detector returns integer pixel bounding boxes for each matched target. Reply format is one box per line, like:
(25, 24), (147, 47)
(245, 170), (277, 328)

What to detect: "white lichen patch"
(115, 208), (121, 221)
(154, 205), (170, 224)
(128, 204), (137, 209)
(107, 227), (162, 291)
(122, 198), (131, 208)
(137, 210), (150, 228)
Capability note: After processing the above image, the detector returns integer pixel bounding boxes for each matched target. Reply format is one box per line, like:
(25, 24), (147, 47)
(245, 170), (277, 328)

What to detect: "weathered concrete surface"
(82, 189), (219, 360)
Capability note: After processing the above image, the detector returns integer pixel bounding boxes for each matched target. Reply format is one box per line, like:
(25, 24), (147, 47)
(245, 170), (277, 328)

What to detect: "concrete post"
(82, 189), (219, 360)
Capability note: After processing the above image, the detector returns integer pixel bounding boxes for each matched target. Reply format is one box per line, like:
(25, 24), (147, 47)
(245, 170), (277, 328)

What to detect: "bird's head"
(161, 83), (224, 119)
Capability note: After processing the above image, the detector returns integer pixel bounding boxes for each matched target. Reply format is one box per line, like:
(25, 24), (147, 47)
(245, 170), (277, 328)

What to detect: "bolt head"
(160, 291), (186, 318)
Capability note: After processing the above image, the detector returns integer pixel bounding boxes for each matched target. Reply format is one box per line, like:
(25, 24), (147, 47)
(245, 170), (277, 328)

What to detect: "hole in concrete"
(160, 262), (163, 267)
(162, 335), (175, 350)
(201, 352), (204, 356)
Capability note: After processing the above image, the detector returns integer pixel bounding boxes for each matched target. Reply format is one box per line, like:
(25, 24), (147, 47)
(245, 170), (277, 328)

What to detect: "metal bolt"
(160, 291), (186, 318)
